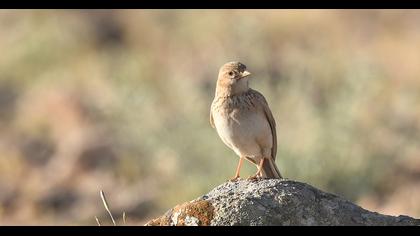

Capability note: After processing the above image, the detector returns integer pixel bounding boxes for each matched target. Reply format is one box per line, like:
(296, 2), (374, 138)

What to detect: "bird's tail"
(260, 158), (282, 179)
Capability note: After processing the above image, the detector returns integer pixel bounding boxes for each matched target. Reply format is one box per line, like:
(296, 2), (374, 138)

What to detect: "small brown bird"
(210, 61), (283, 181)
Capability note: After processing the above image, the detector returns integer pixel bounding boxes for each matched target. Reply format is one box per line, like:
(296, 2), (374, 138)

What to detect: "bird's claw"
(246, 175), (261, 181)
(229, 176), (241, 182)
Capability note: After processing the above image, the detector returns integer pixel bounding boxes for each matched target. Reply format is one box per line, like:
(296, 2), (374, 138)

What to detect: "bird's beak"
(240, 70), (251, 79)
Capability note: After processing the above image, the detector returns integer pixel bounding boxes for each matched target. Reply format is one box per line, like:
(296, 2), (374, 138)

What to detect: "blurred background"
(0, 9), (419, 225)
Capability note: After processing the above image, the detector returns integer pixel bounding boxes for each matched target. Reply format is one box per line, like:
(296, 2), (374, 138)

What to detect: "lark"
(210, 61), (283, 181)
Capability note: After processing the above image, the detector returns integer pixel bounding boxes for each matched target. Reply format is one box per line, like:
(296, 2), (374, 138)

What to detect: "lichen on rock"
(145, 199), (214, 226)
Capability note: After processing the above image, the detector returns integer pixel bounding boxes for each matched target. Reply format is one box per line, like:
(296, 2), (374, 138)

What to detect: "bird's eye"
(228, 71), (234, 76)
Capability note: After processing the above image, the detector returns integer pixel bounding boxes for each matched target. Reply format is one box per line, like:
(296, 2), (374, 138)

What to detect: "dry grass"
(95, 190), (127, 226)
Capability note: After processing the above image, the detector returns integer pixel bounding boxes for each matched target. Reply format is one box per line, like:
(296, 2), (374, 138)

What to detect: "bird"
(210, 61), (283, 181)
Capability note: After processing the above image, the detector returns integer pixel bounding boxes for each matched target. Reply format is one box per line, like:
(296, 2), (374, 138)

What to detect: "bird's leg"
(247, 158), (265, 181)
(229, 157), (244, 181)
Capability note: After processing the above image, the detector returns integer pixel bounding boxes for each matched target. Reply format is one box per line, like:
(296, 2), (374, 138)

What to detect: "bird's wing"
(250, 89), (277, 160)
(210, 108), (215, 128)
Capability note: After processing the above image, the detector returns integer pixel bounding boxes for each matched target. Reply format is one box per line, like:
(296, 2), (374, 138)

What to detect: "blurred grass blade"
(100, 190), (116, 226)
(95, 216), (101, 226)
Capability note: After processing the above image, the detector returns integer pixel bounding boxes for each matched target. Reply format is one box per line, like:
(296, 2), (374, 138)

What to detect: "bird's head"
(218, 61), (251, 82)
(216, 61), (252, 96)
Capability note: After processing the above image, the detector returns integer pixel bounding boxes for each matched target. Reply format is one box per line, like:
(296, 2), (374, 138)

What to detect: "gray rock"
(145, 179), (420, 226)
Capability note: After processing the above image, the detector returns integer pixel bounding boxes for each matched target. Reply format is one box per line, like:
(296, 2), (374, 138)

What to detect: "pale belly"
(213, 109), (273, 158)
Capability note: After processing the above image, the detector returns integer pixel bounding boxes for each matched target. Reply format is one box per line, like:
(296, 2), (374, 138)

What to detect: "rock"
(145, 179), (420, 226)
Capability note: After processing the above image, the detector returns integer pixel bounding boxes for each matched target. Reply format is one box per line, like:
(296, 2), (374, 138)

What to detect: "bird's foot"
(229, 176), (241, 182)
(246, 174), (261, 181)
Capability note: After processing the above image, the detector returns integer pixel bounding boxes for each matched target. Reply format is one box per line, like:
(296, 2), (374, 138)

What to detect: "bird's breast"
(212, 96), (272, 152)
